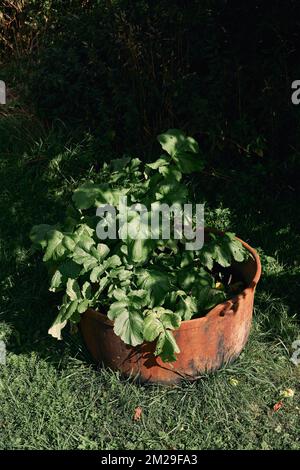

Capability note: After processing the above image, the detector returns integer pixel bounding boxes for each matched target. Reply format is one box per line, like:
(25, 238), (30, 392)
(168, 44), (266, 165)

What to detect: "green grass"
(0, 109), (300, 450)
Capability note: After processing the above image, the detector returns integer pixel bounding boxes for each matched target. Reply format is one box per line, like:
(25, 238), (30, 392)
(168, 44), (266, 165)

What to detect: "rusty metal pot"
(80, 234), (261, 384)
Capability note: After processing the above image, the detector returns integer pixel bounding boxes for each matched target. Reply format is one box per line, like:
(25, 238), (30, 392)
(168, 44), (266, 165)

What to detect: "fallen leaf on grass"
(229, 377), (239, 386)
(280, 388), (295, 398)
(133, 407), (142, 421)
(273, 401), (283, 412)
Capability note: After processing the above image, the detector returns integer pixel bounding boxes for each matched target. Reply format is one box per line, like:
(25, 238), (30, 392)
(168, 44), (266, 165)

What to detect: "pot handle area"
(219, 299), (237, 317)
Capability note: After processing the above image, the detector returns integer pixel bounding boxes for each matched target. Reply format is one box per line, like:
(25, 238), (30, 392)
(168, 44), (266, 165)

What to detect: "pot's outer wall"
(80, 236), (261, 384)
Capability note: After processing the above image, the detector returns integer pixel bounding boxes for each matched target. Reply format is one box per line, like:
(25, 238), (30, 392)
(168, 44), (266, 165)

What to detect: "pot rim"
(85, 234), (261, 331)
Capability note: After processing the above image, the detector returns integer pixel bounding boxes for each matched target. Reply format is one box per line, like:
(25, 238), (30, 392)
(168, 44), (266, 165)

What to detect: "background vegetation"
(0, 0), (299, 449)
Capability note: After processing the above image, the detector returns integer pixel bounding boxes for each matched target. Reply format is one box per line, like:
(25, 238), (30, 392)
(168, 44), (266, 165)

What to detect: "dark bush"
(2, 0), (300, 169)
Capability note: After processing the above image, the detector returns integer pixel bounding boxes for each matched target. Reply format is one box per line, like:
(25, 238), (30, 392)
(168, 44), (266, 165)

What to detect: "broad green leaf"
(72, 240), (106, 272)
(110, 266), (132, 281)
(177, 268), (196, 290)
(53, 297), (80, 327)
(160, 309), (181, 330)
(63, 235), (76, 252)
(143, 311), (164, 342)
(65, 300), (81, 321)
(199, 235), (231, 269)
(50, 270), (63, 292)
(93, 275), (109, 298)
(111, 156), (131, 171)
(49, 260), (81, 292)
(155, 181), (188, 204)
(76, 235), (95, 252)
(157, 129), (204, 174)
(74, 224), (94, 238)
(128, 289), (147, 308)
(90, 265), (105, 283)
(108, 267), (133, 289)
(225, 233), (247, 263)
(199, 233), (247, 269)
(158, 165), (182, 181)
(108, 288), (147, 320)
(145, 155), (169, 170)
(42, 230), (82, 262)
(143, 308), (181, 352)
(155, 330), (180, 363)
(110, 185), (123, 206)
(107, 301), (128, 321)
(43, 230), (65, 261)
(77, 299), (90, 314)
(195, 286), (226, 311)
(214, 243), (231, 268)
(199, 248), (214, 270)
(73, 182), (127, 209)
(129, 158), (142, 171)
(174, 152), (205, 174)
(176, 295), (198, 321)
(73, 246), (98, 271)
(113, 309), (144, 347)
(180, 251), (194, 268)
(30, 224), (55, 249)
(137, 268), (171, 306)
(158, 129), (197, 158)
(113, 289), (128, 301)
(82, 281), (92, 299)
(146, 156), (169, 170)
(89, 255), (121, 283)
(72, 182), (106, 210)
(127, 239), (154, 264)
(66, 279), (81, 301)
(97, 243), (110, 260)
(105, 254), (122, 269)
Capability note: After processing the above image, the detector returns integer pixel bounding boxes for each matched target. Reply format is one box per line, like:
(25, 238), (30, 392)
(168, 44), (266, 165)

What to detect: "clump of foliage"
(4, 0), (299, 165)
(31, 130), (249, 362)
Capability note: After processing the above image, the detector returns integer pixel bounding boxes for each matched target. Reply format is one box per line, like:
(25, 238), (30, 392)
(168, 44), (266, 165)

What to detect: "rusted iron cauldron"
(80, 233), (261, 384)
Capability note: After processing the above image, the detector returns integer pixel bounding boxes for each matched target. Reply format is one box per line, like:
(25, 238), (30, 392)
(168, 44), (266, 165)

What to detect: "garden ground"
(0, 104), (300, 450)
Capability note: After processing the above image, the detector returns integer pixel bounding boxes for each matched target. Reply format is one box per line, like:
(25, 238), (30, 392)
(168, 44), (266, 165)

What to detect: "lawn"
(0, 107), (300, 450)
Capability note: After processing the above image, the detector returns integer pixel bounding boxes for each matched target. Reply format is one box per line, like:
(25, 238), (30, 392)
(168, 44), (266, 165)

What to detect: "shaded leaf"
(133, 407), (143, 421)
(155, 330), (180, 362)
(113, 309), (144, 347)
(137, 269), (171, 306)
(66, 279), (81, 301)
(30, 224), (55, 249)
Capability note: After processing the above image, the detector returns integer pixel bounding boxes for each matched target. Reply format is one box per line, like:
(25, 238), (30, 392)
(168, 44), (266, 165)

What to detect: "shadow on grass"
(0, 115), (94, 366)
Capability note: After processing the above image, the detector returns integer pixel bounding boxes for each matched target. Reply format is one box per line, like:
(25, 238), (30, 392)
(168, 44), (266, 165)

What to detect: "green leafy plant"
(31, 129), (249, 362)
